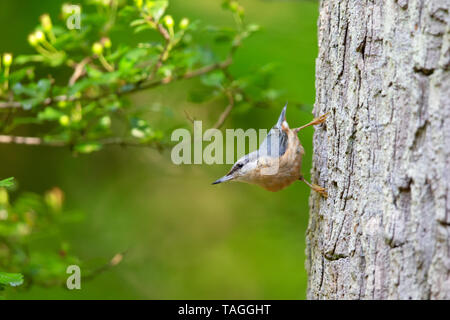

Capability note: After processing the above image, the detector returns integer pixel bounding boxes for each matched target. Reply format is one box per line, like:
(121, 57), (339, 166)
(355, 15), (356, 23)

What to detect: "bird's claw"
(294, 112), (329, 132)
(311, 112), (329, 126)
(311, 183), (328, 198)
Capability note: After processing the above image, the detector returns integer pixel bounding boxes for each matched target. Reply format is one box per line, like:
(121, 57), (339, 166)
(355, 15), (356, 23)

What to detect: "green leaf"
(12, 79), (52, 110)
(130, 117), (155, 140)
(15, 55), (45, 65)
(74, 143), (103, 154)
(147, 0), (168, 22)
(119, 5), (139, 20)
(44, 52), (67, 67)
(247, 24), (261, 33)
(0, 272), (24, 288)
(263, 88), (282, 101)
(130, 19), (147, 27)
(68, 78), (95, 97)
(134, 24), (155, 34)
(20, 98), (43, 111)
(205, 25), (237, 43)
(36, 79), (52, 94)
(12, 83), (37, 97)
(9, 67), (35, 83)
(201, 71), (225, 88)
(11, 117), (42, 127)
(0, 177), (15, 188)
(38, 107), (64, 121)
(119, 48), (149, 71)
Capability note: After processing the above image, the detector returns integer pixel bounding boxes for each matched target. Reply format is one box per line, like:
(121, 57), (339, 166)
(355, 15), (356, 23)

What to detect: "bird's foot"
(294, 112), (329, 132)
(299, 176), (328, 198)
(310, 112), (329, 126)
(311, 183), (328, 198)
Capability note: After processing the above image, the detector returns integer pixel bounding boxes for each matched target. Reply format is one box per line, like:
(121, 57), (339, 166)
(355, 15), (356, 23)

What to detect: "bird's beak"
(212, 175), (234, 185)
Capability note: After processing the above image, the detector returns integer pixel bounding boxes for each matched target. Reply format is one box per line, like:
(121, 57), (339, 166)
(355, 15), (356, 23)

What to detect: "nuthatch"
(213, 104), (328, 196)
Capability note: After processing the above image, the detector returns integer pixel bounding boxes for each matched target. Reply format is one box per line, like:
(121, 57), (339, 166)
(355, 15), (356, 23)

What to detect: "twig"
(0, 135), (64, 146)
(82, 249), (128, 282)
(0, 96), (68, 110)
(0, 101), (22, 109)
(148, 20), (172, 81)
(184, 58), (233, 80)
(69, 57), (91, 86)
(0, 59), (233, 110)
(184, 110), (195, 124)
(98, 137), (166, 148)
(212, 90), (235, 129)
(0, 134), (164, 149)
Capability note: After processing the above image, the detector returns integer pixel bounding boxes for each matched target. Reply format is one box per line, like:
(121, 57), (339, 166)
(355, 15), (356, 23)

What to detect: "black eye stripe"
(228, 159), (248, 175)
(228, 165), (241, 175)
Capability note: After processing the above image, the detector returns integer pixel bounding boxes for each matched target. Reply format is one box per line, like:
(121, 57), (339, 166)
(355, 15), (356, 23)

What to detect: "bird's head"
(212, 103), (289, 186)
(212, 153), (258, 185)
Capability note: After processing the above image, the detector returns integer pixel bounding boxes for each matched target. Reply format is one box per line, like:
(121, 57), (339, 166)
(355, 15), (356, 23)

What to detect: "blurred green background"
(0, 0), (318, 299)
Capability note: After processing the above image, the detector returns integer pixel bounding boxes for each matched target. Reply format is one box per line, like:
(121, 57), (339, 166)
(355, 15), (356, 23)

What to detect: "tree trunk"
(306, 0), (449, 299)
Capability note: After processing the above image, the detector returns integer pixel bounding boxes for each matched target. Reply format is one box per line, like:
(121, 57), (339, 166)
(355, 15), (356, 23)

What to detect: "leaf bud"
(163, 15), (174, 28)
(92, 42), (104, 56)
(40, 14), (53, 32)
(179, 18), (189, 30)
(2, 53), (13, 67)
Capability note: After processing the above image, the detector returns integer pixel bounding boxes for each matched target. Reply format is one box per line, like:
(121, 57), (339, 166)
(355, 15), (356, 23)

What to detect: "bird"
(212, 103), (328, 196)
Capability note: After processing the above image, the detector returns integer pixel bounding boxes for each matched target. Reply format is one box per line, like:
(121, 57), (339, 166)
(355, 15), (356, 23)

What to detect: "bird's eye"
(228, 162), (244, 175)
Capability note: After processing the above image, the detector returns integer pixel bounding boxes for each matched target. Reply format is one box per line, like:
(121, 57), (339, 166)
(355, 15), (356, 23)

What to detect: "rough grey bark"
(306, 0), (450, 299)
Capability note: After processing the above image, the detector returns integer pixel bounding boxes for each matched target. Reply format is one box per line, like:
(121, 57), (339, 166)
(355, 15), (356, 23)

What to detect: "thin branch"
(141, 58), (233, 89)
(0, 134), (163, 149)
(185, 58), (233, 80)
(147, 20), (172, 81)
(184, 110), (195, 124)
(0, 86), (234, 148)
(82, 249), (128, 282)
(212, 90), (235, 129)
(0, 59), (232, 110)
(0, 101), (22, 109)
(155, 20), (171, 41)
(0, 96), (68, 110)
(98, 137), (165, 148)
(69, 57), (91, 86)
(0, 135), (64, 146)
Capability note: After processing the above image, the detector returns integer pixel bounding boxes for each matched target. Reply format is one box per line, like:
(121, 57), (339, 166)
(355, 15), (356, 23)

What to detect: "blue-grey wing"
(258, 127), (288, 158)
(257, 103), (288, 158)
